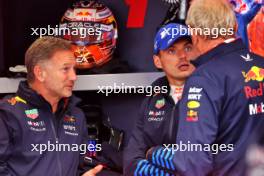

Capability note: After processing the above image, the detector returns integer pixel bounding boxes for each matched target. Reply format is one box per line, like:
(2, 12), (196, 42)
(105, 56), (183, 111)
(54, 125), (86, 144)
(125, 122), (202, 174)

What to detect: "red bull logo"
(64, 115), (76, 123)
(74, 9), (92, 17)
(72, 9), (96, 22)
(244, 83), (264, 99)
(242, 66), (264, 82)
(186, 110), (198, 122)
(76, 11), (91, 16)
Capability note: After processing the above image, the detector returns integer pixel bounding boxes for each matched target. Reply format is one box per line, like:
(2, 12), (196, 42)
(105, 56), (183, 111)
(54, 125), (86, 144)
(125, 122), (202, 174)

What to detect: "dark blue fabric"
(123, 77), (180, 176)
(0, 0), (3, 73)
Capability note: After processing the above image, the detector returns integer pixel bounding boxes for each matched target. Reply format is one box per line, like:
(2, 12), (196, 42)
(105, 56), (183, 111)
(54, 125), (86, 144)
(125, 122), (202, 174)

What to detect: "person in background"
(123, 23), (199, 175)
(248, 6), (264, 57)
(230, 0), (263, 48)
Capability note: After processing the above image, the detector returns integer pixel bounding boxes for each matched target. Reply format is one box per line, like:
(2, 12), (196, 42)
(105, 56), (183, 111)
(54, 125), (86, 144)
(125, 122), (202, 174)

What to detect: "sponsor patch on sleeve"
(186, 87), (203, 122)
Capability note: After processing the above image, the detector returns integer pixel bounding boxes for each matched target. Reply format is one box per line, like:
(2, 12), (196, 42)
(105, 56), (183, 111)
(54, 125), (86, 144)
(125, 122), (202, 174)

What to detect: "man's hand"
(145, 147), (154, 159)
(82, 165), (103, 176)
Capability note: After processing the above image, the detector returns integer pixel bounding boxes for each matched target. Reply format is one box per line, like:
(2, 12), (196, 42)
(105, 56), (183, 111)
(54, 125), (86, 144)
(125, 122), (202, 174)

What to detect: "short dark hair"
(155, 36), (192, 56)
(25, 36), (72, 83)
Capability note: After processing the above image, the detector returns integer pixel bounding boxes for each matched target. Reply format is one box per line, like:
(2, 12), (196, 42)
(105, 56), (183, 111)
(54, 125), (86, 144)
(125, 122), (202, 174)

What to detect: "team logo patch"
(186, 110), (199, 122)
(148, 110), (165, 122)
(64, 115), (76, 123)
(187, 101), (200, 109)
(186, 87), (202, 122)
(63, 115), (78, 136)
(155, 98), (165, 109)
(242, 66), (264, 82)
(25, 109), (39, 120)
(7, 96), (27, 106)
(74, 8), (94, 17)
(241, 54), (253, 62)
(7, 97), (17, 106)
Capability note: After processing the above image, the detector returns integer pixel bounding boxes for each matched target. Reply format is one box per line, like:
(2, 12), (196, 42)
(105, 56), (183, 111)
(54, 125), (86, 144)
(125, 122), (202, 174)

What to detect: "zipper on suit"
(168, 105), (177, 142)
(49, 116), (63, 176)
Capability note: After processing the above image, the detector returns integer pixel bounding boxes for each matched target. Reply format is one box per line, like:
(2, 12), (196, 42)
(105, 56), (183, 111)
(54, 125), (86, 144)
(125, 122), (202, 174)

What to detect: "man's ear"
(153, 55), (163, 69)
(33, 65), (46, 82)
(191, 34), (203, 54)
(191, 34), (199, 47)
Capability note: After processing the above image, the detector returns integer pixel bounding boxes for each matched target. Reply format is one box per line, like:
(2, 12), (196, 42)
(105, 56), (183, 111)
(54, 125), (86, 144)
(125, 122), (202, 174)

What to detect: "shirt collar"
(191, 39), (245, 67)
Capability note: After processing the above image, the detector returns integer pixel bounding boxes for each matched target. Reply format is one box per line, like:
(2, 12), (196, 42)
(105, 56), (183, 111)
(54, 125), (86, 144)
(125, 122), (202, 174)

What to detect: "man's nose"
(69, 68), (77, 81)
(178, 50), (187, 61)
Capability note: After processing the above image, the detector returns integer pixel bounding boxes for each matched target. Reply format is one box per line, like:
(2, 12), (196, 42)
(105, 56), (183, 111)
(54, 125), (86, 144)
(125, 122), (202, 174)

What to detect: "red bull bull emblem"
(6, 96), (26, 105)
(74, 9), (93, 17)
(242, 66), (264, 82)
(76, 11), (92, 16)
(186, 110), (198, 122)
(7, 97), (17, 106)
(64, 115), (76, 123)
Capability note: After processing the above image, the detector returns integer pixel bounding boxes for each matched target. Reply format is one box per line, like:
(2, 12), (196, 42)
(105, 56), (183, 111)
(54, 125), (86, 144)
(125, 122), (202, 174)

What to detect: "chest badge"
(155, 98), (165, 109)
(64, 115), (76, 123)
(25, 109), (39, 120)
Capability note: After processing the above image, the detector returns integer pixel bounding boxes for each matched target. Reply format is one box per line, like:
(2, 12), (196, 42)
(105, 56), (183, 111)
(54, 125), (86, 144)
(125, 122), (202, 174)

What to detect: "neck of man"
(29, 81), (60, 113)
(167, 77), (185, 87)
(198, 37), (226, 55)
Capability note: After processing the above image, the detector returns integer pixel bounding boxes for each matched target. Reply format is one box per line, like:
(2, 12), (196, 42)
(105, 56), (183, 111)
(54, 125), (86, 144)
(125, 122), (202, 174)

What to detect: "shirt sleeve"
(123, 98), (152, 176)
(0, 110), (15, 176)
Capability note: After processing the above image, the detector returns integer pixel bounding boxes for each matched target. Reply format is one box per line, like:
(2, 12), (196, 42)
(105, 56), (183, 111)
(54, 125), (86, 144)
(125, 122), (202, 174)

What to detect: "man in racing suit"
(123, 23), (198, 175)
(0, 36), (102, 176)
